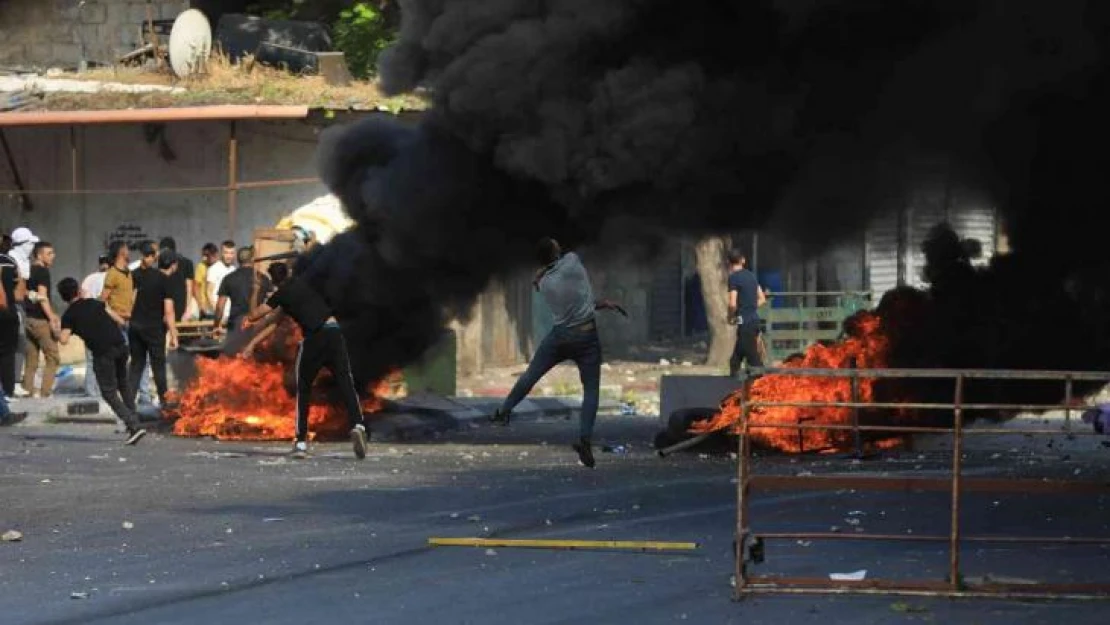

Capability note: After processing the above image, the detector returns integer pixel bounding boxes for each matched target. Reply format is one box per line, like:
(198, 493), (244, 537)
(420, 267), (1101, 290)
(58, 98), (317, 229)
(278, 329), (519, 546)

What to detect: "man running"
(56, 278), (146, 445)
(246, 262), (368, 460)
(490, 238), (625, 468)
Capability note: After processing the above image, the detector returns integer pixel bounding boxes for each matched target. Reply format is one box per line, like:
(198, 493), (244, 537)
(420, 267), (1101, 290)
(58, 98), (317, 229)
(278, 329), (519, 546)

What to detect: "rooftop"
(0, 55), (426, 118)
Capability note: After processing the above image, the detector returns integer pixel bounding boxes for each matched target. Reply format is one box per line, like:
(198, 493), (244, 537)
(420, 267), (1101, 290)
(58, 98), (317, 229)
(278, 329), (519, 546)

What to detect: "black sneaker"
(572, 438), (595, 468)
(291, 441), (309, 459)
(0, 412), (27, 426)
(350, 424), (368, 460)
(125, 428), (147, 445)
(489, 408), (511, 426)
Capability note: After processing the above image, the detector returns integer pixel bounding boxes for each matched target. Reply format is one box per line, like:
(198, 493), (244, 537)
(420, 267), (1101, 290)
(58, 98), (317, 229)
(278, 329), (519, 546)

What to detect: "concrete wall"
(0, 116), (678, 374)
(0, 118), (324, 284)
(0, 0), (188, 69)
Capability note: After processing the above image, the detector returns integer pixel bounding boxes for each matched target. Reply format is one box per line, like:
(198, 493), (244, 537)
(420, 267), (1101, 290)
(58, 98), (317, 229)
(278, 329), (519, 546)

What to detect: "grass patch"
(42, 53), (427, 111)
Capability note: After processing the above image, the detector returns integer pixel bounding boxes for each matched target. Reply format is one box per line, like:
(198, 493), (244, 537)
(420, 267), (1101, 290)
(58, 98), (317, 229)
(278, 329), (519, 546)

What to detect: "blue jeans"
(501, 321), (602, 439)
(0, 384), (9, 419)
(84, 348), (99, 397)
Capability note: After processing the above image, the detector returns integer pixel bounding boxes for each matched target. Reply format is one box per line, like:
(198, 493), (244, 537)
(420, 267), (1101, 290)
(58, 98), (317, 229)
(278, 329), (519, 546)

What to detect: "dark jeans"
(501, 321), (602, 439)
(0, 309), (19, 396)
(729, 323), (764, 377)
(128, 324), (168, 406)
(94, 343), (140, 431)
(294, 324), (365, 442)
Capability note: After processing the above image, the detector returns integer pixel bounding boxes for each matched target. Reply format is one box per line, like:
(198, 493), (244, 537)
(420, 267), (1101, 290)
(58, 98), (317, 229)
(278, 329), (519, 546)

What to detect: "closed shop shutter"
(865, 210), (900, 302)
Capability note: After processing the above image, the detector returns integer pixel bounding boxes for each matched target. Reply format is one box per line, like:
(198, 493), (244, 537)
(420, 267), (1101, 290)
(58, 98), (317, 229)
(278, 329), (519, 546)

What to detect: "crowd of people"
(0, 228), (273, 440)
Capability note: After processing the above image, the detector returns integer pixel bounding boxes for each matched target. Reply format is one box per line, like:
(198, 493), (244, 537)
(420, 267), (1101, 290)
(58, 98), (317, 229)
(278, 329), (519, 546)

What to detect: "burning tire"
(654, 407), (730, 453)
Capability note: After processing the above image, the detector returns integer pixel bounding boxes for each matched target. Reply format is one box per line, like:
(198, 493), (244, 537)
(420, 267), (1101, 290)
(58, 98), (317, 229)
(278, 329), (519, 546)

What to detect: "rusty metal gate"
(732, 367), (1110, 600)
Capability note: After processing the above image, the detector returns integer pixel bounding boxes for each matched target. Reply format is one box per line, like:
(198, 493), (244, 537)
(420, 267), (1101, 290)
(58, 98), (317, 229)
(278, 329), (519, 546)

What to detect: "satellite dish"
(168, 9), (212, 78)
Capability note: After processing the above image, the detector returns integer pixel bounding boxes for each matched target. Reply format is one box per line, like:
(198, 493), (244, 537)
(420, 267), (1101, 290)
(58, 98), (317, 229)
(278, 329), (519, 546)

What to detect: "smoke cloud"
(305, 0), (1110, 393)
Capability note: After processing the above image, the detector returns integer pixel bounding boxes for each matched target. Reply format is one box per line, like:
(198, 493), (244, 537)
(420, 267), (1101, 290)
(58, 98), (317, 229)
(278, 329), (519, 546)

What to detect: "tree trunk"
(695, 234), (734, 368)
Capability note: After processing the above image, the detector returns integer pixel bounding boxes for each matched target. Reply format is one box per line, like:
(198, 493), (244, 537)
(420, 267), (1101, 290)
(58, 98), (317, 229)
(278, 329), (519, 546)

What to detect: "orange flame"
(690, 312), (896, 452)
(171, 319), (402, 441)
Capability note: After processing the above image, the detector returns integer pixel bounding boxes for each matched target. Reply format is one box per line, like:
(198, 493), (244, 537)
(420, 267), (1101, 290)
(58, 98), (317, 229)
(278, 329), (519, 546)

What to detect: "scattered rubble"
(2, 530), (23, 542)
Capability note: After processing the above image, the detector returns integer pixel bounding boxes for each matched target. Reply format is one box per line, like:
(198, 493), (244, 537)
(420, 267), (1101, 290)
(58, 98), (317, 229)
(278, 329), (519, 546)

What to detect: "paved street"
(1, 416), (1107, 625)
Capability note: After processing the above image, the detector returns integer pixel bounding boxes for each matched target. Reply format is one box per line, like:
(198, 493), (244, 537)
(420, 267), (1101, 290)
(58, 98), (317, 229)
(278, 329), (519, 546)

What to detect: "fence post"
(849, 358), (861, 457)
(1064, 375), (1073, 437)
(734, 372), (753, 600)
(949, 374), (965, 591)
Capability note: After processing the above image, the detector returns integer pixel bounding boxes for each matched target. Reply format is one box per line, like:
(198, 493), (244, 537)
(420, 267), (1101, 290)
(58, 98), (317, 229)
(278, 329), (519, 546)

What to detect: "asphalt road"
(1, 416), (1107, 625)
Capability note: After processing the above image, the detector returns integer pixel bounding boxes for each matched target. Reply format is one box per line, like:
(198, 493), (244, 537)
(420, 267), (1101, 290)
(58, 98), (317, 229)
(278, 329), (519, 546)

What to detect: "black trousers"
(94, 343), (140, 431)
(294, 324), (365, 442)
(0, 308), (19, 396)
(729, 323), (764, 377)
(128, 324), (168, 405)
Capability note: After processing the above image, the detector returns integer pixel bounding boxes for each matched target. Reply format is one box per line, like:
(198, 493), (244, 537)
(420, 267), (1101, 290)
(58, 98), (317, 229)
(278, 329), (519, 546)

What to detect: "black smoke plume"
(305, 0), (1110, 399)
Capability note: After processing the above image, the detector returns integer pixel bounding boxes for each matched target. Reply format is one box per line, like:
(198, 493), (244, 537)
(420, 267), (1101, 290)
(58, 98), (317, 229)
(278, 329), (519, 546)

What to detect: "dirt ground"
(455, 337), (723, 416)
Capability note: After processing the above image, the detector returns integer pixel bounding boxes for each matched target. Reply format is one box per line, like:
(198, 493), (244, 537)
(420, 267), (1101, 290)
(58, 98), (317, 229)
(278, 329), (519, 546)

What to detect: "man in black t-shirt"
(213, 246), (271, 335)
(56, 278), (146, 445)
(0, 247), (22, 396)
(726, 249), (767, 377)
(23, 242), (61, 397)
(246, 262), (368, 460)
(159, 237), (194, 321)
(129, 249), (180, 407)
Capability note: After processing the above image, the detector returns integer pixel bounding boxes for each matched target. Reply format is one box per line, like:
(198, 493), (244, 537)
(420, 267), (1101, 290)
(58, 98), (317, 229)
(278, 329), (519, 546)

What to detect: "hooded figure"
(9, 227), (39, 281)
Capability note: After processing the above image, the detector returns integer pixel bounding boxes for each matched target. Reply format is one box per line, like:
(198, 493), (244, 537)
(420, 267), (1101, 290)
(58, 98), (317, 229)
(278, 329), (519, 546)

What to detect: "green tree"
(333, 2), (395, 78)
(243, 1), (397, 78)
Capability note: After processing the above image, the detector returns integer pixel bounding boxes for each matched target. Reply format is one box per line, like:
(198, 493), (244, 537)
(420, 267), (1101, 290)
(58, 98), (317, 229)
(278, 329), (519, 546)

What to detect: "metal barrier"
(762, 292), (871, 364)
(732, 367), (1110, 600)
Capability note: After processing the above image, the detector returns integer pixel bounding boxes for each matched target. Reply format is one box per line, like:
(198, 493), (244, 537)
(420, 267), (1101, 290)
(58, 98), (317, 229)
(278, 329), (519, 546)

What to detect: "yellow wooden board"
(428, 537), (698, 551)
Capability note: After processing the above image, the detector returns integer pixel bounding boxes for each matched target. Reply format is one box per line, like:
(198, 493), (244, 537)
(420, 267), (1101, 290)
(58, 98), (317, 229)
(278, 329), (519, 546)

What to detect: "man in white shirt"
(81, 254), (109, 300)
(9, 227), (38, 281)
(8, 227), (38, 398)
(205, 240), (236, 320)
(80, 254), (110, 397)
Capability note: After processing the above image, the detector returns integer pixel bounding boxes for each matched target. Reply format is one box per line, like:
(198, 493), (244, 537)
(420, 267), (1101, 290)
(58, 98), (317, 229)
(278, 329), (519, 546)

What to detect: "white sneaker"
(350, 424), (368, 460)
(13, 385), (30, 398)
(290, 441), (309, 459)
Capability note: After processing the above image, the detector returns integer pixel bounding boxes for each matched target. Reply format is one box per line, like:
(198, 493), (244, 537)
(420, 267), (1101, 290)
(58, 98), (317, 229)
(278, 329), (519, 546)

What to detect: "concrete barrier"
(658, 374), (741, 426)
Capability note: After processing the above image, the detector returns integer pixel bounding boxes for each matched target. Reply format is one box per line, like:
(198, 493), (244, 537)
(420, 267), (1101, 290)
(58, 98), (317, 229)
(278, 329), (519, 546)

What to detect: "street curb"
(369, 396), (623, 442)
(7, 394), (625, 443)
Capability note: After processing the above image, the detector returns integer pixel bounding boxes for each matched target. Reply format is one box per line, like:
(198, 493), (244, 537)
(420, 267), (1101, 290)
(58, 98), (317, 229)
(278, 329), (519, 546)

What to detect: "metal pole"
(71, 125), (86, 265)
(70, 126), (79, 191)
(227, 121), (238, 240)
(657, 431), (713, 457)
(850, 357), (861, 457)
(0, 129), (33, 211)
(145, 0), (162, 68)
(734, 374), (752, 600)
(1064, 375), (1073, 435)
(679, 238), (687, 338)
(752, 231), (759, 275)
(949, 374), (965, 591)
